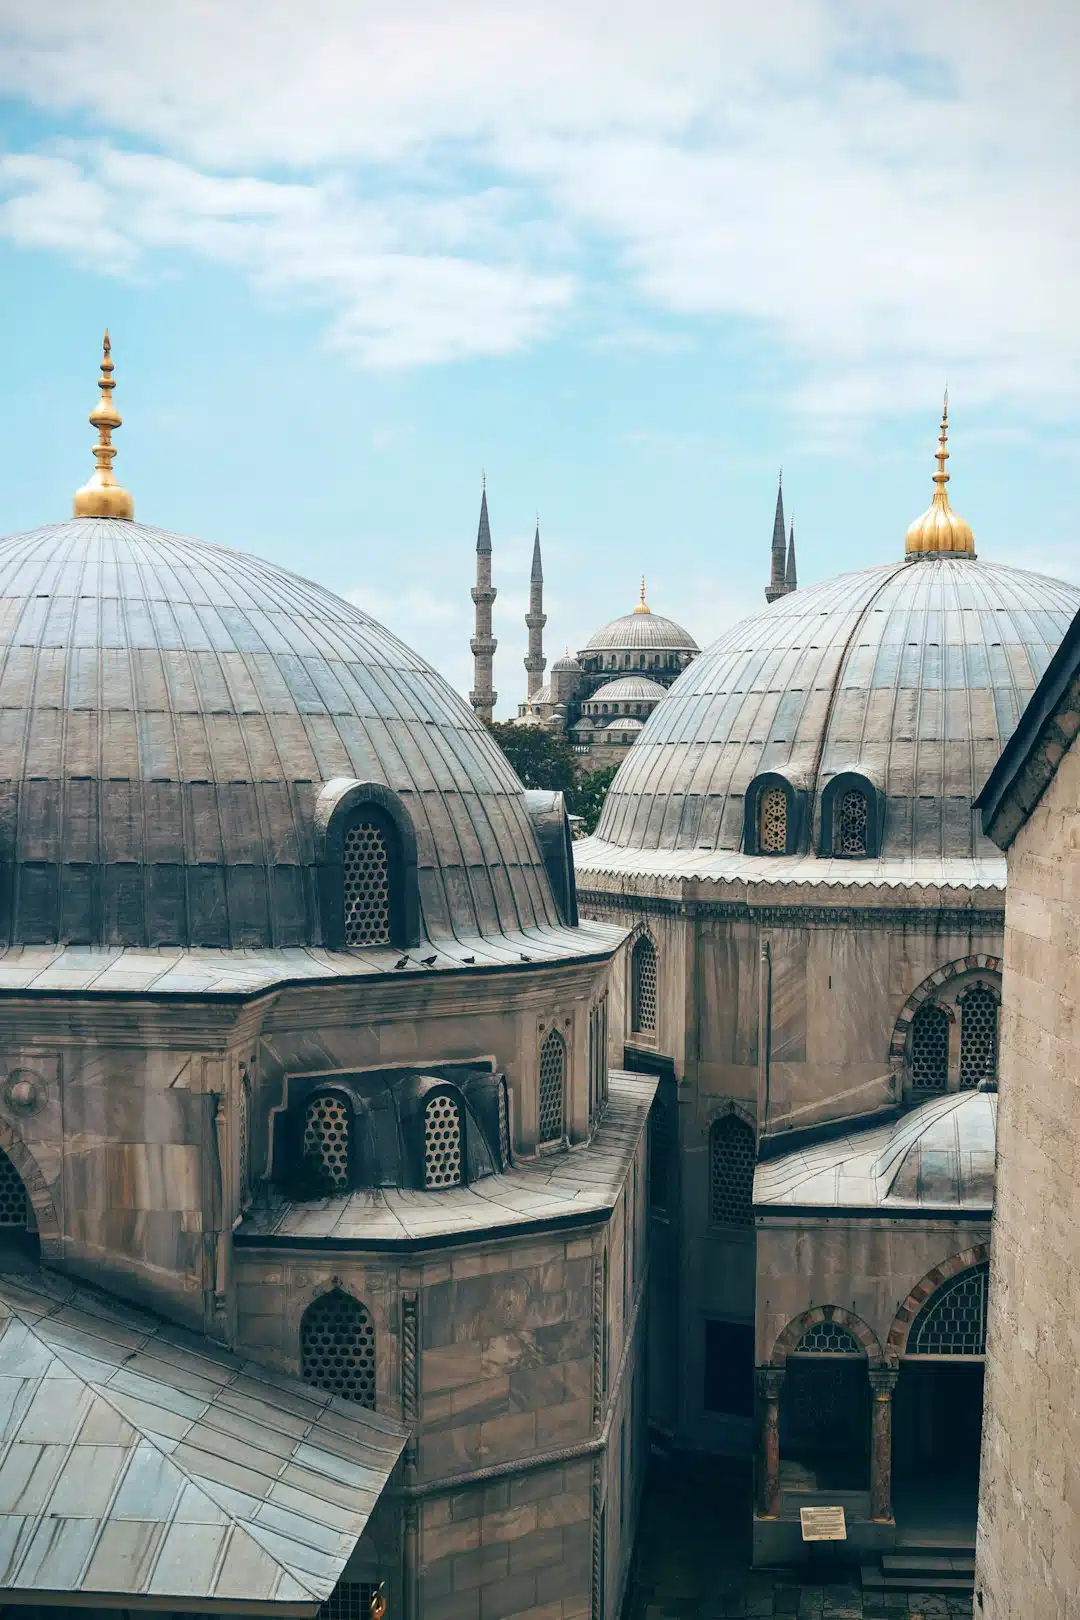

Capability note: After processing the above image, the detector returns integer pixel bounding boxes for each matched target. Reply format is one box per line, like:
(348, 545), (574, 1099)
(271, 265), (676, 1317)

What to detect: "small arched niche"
(819, 771), (884, 859)
(743, 773), (807, 857)
(314, 778), (420, 949)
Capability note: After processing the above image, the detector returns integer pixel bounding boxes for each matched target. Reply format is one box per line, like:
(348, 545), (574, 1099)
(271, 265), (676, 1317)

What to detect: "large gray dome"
(0, 518), (563, 948)
(594, 554), (1080, 861)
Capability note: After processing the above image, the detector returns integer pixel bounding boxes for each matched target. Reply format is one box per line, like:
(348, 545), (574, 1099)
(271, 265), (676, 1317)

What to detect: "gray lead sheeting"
(0, 1271), (406, 1606)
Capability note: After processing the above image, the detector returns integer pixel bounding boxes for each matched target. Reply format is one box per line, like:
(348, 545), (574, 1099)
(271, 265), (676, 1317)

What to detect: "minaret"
(524, 516), (546, 699)
(785, 518), (797, 592)
(469, 479), (497, 721)
(765, 472), (788, 602)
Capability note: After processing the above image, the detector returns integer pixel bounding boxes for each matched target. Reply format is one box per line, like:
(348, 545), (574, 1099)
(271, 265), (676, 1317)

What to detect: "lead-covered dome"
(583, 607), (699, 653)
(594, 554), (1080, 861)
(0, 517), (568, 948)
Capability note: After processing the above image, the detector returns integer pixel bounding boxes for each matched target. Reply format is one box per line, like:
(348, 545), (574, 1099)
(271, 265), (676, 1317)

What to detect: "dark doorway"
(893, 1361), (984, 1544)
(704, 1320), (754, 1417)
(779, 1358), (870, 1491)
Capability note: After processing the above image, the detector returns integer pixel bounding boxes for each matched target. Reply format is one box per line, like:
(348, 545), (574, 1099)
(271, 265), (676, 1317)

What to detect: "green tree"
(567, 766), (619, 836)
(485, 721), (577, 794)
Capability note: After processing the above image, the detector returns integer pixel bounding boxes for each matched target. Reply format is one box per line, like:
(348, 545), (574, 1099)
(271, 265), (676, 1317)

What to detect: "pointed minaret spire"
(524, 514), (546, 700)
(785, 517), (797, 592)
(765, 470), (787, 602)
(469, 480), (497, 721)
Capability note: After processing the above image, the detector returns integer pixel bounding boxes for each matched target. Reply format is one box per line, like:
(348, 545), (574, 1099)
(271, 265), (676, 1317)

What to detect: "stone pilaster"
(755, 1366), (785, 1518)
(869, 1364), (899, 1521)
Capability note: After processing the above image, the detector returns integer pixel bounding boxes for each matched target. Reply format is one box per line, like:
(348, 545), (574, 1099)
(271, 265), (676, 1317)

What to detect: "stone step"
(862, 1562), (975, 1594)
(882, 1552), (976, 1574)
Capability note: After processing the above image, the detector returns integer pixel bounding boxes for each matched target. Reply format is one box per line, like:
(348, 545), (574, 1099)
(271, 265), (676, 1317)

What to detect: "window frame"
(314, 778), (420, 950)
(743, 773), (806, 857)
(629, 933), (658, 1038)
(818, 771), (883, 859)
(538, 1025), (567, 1146)
(707, 1111), (756, 1230)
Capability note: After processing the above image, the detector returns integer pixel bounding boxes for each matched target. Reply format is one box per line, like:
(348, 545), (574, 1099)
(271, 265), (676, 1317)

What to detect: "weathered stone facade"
(973, 661), (1080, 1618)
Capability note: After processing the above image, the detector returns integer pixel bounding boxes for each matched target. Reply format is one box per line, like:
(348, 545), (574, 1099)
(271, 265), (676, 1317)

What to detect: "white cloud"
(0, 1), (1078, 412)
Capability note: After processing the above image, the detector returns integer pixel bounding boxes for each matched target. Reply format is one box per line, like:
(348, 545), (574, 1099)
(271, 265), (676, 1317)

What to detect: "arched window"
(303, 1093), (351, 1191)
(709, 1115), (755, 1226)
(300, 1289), (376, 1407)
(631, 936), (657, 1035)
(759, 786), (788, 854)
(794, 1321), (864, 1356)
(424, 1094), (463, 1188)
(343, 819), (392, 946)
(0, 1148), (28, 1229)
(539, 1028), (566, 1144)
(910, 1002), (950, 1091)
(909, 1263), (989, 1356)
(959, 984), (998, 1090)
(834, 788), (869, 856)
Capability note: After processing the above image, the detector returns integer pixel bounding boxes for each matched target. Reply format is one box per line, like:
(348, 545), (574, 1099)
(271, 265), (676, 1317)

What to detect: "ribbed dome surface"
(582, 608), (699, 653)
(588, 676), (667, 703)
(595, 555), (1080, 861)
(0, 519), (561, 947)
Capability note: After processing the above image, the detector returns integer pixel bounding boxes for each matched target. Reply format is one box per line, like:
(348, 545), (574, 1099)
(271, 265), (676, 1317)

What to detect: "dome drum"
(275, 1062), (508, 1197)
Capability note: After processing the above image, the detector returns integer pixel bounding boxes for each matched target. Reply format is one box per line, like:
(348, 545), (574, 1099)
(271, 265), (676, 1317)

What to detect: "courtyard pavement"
(623, 1456), (973, 1620)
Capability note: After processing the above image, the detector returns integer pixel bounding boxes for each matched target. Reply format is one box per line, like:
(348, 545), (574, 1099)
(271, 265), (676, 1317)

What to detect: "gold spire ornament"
(633, 576), (651, 614)
(73, 331), (135, 520)
(904, 391), (974, 557)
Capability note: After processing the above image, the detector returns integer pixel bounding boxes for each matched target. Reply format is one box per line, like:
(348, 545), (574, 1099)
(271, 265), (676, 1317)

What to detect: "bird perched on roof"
(421, 954), (437, 967)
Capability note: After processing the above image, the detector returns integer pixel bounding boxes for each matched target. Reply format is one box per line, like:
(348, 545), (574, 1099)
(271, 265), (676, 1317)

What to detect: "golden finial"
(633, 575), (650, 614)
(73, 331), (134, 520)
(904, 390), (974, 558)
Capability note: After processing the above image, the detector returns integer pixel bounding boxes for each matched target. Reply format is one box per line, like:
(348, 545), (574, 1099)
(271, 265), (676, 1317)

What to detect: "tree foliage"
(485, 723), (618, 836)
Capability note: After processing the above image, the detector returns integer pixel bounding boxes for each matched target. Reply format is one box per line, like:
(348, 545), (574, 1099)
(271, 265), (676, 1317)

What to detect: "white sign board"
(799, 1505), (847, 1542)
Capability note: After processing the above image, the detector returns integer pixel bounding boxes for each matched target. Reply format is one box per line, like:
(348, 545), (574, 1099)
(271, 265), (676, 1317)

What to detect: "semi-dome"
(582, 580), (699, 654)
(589, 676), (667, 703)
(594, 553), (1080, 861)
(0, 516), (575, 950)
(605, 716), (645, 733)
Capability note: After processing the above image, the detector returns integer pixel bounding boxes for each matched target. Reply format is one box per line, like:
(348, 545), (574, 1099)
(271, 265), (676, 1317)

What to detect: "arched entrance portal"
(779, 1320), (870, 1493)
(893, 1259), (988, 1541)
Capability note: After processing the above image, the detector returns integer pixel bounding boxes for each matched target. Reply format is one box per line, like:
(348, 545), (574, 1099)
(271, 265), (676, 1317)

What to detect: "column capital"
(755, 1365), (786, 1401)
(869, 1364), (899, 1399)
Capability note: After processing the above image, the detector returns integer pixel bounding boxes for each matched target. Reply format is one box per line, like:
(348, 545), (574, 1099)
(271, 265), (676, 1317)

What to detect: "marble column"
(869, 1364), (900, 1521)
(756, 1366), (786, 1518)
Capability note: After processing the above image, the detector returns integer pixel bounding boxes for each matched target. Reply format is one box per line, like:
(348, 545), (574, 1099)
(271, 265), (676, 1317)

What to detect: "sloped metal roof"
(0, 517), (563, 950)
(754, 1090), (996, 1212)
(0, 1270), (406, 1612)
(594, 555), (1080, 861)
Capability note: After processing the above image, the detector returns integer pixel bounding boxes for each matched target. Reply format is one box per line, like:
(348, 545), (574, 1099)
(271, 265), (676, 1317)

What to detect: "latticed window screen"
(300, 1289), (376, 1406)
(303, 1094), (351, 1190)
(959, 984), (999, 1089)
(709, 1115), (755, 1226)
(794, 1321), (865, 1355)
(0, 1150), (27, 1228)
(836, 789), (869, 855)
(759, 786), (788, 853)
(910, 1002), (950, 1090)
(343, 820), (392, 946)
(424, 1094), (463, 1188)
(631, 936), (658, 1033)
(909, 1263), (989, 1355)
(319, 1583), (379, 1620)
(538, 1028), (566, 1143)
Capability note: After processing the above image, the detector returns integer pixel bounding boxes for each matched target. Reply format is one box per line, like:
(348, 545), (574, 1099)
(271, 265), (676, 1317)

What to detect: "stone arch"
(888, 956), (1002, 1066)
(706, 1097), (756, 1133)
(886, 1242), (991, 1359)
(771, 1304), (884, 1368)
(0, 1123), (60, 1257)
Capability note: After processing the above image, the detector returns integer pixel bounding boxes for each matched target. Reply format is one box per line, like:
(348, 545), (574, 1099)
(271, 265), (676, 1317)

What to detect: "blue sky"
(1, 1), (1078, 714)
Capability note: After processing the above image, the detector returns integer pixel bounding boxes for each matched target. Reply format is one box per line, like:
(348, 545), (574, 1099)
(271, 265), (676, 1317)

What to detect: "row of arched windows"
(787, 1264), (990, 1359)
(748, 773), (881, 859)
(910, 981), (999, 1091)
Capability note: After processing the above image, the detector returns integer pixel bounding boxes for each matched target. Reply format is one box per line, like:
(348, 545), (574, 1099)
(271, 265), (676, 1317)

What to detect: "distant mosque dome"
(583, 578), (699, 655)
(588, 676), (667, 704)
(605, 716), (645, 733)
(551, 651), (582, 673)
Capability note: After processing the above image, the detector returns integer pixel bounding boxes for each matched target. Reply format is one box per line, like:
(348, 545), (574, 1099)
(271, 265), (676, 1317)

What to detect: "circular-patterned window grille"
(759, 786), (788, 854)
(538, 1029), (566, 1144)
(709, 1115), (755, 1226)
(343, 820), (392, 947)
(0, 1149), (28, 1229)
(959, 984), (998, 1090)
(303, 1094), (350, 1191)
(631, 936), (657, 1034)
(300, 1289), (376, 1407)
(910, 1002), (950, 1091)
(836, 789), (869, 855)
(424, 1094), (463, 1188)
(909, 1262), (989, 1356)
(793, 1320), (865, 1355)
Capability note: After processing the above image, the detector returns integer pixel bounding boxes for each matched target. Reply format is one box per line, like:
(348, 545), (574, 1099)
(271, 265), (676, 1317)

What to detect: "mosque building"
(573, 398), (1080, 1576)
(466, 495), (701, 761)
(0, 338), (655, 1620)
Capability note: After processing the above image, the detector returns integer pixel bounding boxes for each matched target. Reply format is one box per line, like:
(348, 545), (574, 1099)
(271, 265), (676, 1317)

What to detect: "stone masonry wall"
(975, 736), (1080, 1618)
